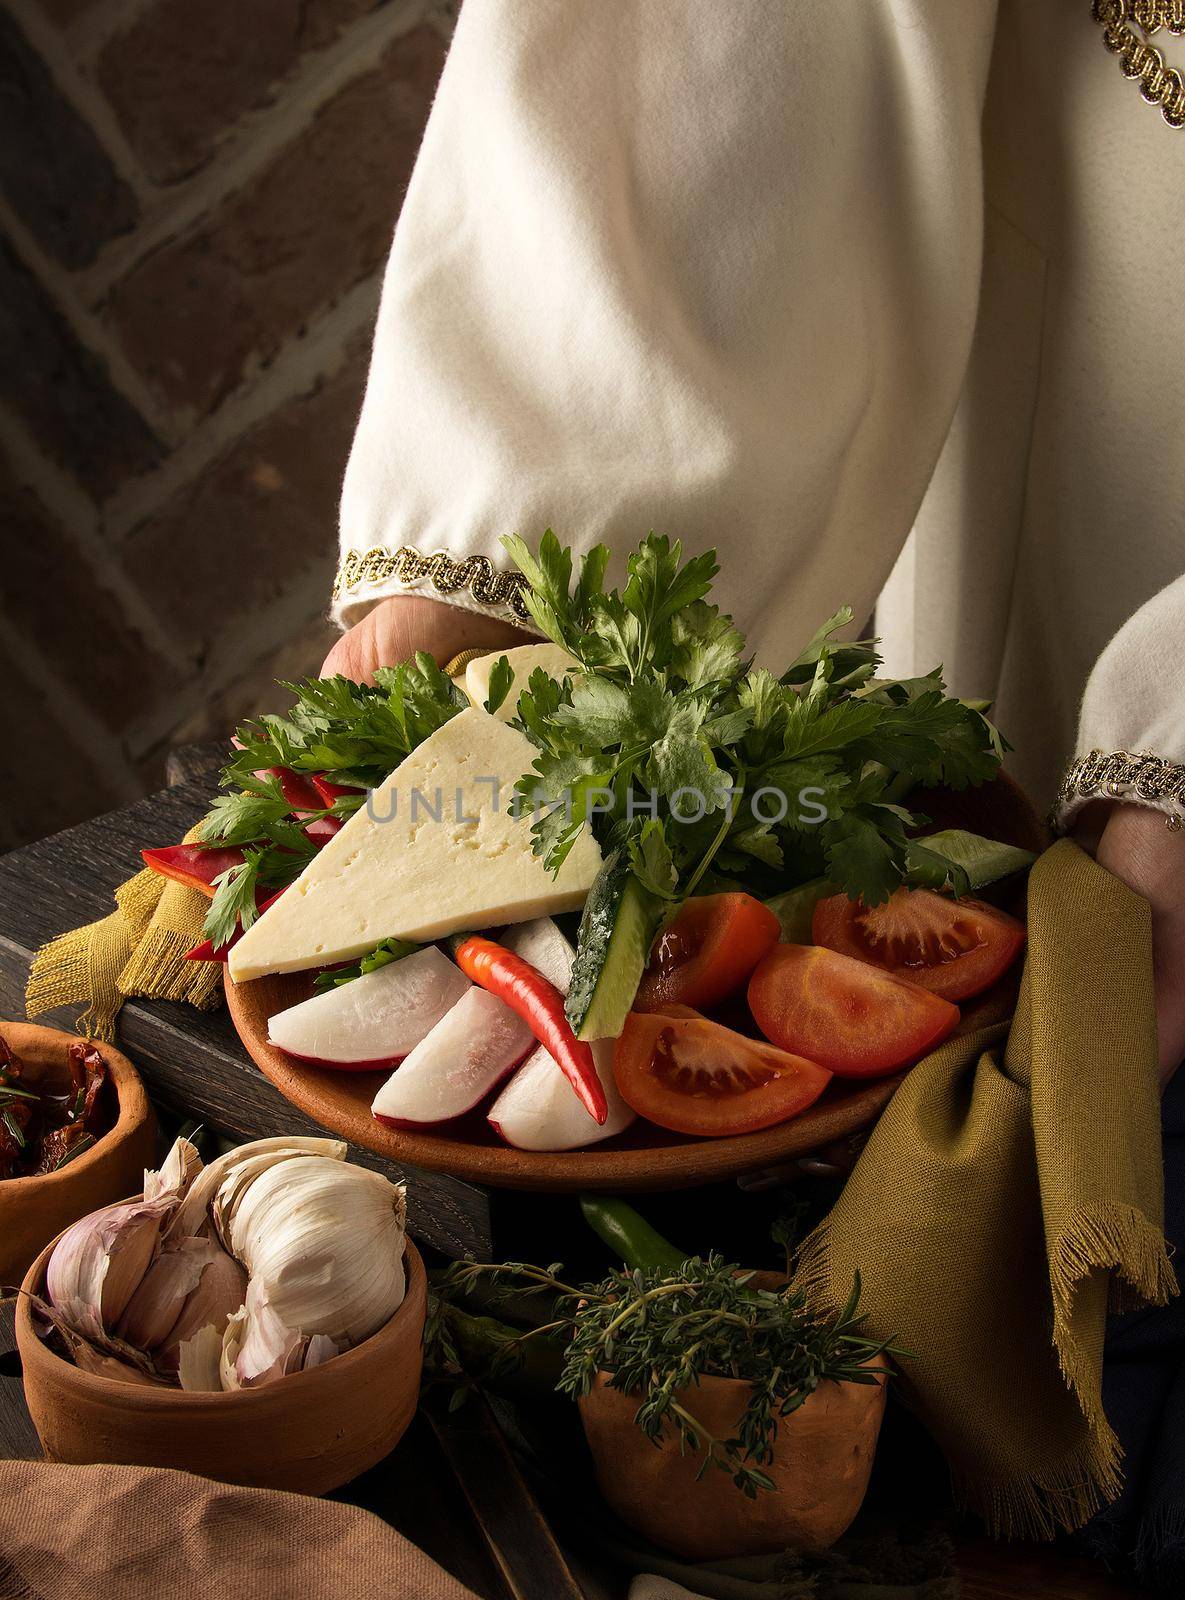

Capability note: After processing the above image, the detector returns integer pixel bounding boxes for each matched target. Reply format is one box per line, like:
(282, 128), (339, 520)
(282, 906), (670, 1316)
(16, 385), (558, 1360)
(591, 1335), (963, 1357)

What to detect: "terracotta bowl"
(579, 1359), (887, 1560)
(15, 1234), (427, 1496)
(0, 1022), (157, 1287)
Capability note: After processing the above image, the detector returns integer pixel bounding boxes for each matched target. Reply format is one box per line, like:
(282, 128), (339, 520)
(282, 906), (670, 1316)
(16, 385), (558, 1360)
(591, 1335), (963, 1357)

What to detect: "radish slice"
(267, 947), (469, 1069)
(488, 919), (636, 1149)
(371, 989), (534, 1127)
(500, 917), (578, 990)
(489, 1039), (635, 1151)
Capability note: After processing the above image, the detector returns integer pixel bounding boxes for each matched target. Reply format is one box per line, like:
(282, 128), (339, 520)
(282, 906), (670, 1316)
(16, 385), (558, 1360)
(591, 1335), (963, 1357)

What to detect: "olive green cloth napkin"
(797, 839), (1176, 1541)
(0, 1462), (480, 1600)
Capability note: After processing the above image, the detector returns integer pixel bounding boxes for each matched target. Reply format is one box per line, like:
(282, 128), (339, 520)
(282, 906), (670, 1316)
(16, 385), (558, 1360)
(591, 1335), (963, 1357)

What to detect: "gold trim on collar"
(334, 546), (532, 622)
(1092, 0), (1185, 128)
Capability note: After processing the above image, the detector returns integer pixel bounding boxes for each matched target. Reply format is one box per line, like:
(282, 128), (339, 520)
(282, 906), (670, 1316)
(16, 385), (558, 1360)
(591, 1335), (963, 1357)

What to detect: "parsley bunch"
(196, 655), (464, 948)
(501, 532), (1006, 907)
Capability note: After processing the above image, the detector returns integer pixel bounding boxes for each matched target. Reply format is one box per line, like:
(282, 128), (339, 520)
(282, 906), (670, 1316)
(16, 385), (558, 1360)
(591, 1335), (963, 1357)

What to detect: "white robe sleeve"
(1054, 576), (1185, 831)
(332, 0), (997, 656)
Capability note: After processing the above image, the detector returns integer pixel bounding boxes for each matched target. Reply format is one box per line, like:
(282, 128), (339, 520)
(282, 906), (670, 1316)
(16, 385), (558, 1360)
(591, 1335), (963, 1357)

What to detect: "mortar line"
(125, 567), (339, 762)
(77, 0), (434, 305)
(0, 405), (196, 672)
(102, 274), (382, 545)
(0, 624), (145, 800)
(0, 205), (182, 450)
(7, 0), (155, 207)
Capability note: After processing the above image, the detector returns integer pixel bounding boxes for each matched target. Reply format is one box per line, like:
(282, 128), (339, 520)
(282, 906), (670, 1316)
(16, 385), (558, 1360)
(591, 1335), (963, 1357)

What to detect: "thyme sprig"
(434, 1254), (900, 1497)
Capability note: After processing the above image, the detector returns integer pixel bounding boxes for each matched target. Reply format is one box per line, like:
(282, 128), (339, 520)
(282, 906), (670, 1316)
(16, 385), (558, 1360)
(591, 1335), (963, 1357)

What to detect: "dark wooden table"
(0, 762), (1146, 1600)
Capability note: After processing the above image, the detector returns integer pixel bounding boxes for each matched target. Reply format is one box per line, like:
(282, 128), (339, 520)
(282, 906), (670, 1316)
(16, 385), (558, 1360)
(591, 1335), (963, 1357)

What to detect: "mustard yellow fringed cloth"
(25, 826), (222, 1041)
(796, 839), (1176, 1540)
(21, 655), (494, 1041)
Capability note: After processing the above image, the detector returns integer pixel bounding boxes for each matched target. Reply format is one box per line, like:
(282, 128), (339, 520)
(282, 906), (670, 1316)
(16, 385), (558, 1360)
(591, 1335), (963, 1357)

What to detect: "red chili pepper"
(142, 844), (245, 898)
(185, 889), (285, 963)
(453, 935), (608, 1125)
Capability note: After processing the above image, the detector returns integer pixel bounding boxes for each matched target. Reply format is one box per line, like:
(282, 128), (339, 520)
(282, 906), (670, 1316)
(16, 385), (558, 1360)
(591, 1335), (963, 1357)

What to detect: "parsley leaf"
(312, 938), (420, 993)
(483, 655), (514, 715)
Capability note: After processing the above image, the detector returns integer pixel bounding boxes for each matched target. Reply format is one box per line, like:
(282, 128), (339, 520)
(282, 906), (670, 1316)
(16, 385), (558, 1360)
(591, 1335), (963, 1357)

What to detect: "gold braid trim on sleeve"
(1092, 0), (1185, 130)
(1055, 748), (1185, 831)
(334, 546), (532, 623)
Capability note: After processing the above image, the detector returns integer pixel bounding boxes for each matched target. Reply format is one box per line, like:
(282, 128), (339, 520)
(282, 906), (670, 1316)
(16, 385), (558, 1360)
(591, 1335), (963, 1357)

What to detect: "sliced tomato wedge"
(748, 944), (960, 1079)
(634, 893), (781, 1013)
(613, 1005), (832, 1137)
(812, 888), (1026, 1002)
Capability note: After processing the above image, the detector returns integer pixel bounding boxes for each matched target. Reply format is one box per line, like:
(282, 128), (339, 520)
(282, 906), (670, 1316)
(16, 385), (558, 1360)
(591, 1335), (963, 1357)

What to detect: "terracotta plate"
(225, 774), (1047, 1192)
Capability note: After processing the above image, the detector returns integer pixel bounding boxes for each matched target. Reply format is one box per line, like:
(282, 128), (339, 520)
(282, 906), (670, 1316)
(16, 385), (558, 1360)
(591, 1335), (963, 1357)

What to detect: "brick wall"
(0, 0), (454, 850)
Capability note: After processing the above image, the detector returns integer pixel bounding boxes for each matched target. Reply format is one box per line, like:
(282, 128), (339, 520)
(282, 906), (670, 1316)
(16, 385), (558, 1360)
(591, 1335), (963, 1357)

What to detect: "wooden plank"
(0, 1305), (38, 1462)
(425, 1394), (586, 1600)
(165, 740), (229, 789)
(0, 782), (492, 1261)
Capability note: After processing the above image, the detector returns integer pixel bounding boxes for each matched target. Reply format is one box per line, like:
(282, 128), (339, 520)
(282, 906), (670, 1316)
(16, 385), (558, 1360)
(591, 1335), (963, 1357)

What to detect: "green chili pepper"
(579, 1195), (689, 1274)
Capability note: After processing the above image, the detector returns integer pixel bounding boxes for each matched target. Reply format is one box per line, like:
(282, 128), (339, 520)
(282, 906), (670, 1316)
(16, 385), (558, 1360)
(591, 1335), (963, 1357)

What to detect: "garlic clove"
(143, 1135), (202, 1203)
(302, 1333), (339, 1370)
(116, 1236), (215, 1351)
(177, 1324), (225, 1393)
(219, 1306), (247, 1392)
(46, 1133), (206, 1345)
(47, 1198), (174, 1341)
(70, 1340), (169, 1387)
(229, 1280), (303, 1389)
(224, 1157), (406, 1346)
(156, 1245), (247, 1373)
(28, 1291), (160, 1381)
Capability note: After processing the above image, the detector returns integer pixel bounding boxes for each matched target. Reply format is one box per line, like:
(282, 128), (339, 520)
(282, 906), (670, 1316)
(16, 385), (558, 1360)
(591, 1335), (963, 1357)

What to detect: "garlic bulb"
(218, 1154), (406, 1346)
(42, 1133), (406, 1394)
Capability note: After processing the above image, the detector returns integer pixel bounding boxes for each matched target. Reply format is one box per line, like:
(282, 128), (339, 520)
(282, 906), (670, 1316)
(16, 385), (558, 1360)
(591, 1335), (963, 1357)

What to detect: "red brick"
(121, 339), (369, 653)
(107, 26), (444, 419)
(98, 0), (383, 185)
(0, 646), (128, 851)
(171, 612), (339, 746)
(0, 457), (182, 735)
(0, 239), (163, 500)
(0, 10), (139, 268)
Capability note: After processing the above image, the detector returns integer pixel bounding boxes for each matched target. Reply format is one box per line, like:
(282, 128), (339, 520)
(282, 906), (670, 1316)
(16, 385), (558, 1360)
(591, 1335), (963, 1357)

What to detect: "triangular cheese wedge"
(228, 709), (602, 981)
(463, 642), (578, 721)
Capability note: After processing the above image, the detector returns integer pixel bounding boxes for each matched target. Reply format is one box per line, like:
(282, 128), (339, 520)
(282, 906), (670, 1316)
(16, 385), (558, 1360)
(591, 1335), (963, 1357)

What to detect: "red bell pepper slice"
(269, 767), (324, 815)
(304, 814), (342, 847)
(312, 776), (363, 808)
(141, 844), (245, 898)
(453, 935), (608, 1124)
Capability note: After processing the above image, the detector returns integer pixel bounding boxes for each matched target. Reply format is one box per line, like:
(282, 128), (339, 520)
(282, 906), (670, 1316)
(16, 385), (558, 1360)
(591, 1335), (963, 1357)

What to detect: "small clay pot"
(16, 1235), (427, 1496)
(579, 1360), (887, 1560)
(0, 1022), (157, 1287)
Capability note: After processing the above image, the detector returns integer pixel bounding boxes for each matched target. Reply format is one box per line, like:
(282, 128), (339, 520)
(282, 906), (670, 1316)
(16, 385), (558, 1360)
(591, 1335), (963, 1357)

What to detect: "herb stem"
(682, 766), (745, 898)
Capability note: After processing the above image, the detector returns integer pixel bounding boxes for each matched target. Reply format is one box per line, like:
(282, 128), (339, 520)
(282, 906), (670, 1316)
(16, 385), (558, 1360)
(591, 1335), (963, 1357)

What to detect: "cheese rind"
(228, 709), (602, 981)
(463, 643), (578, 722)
